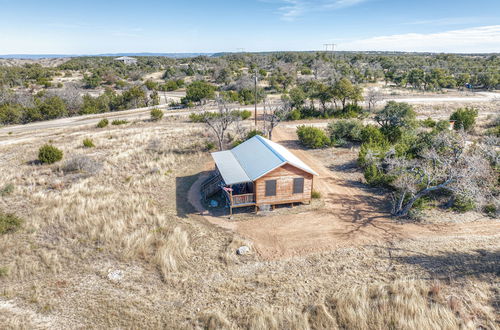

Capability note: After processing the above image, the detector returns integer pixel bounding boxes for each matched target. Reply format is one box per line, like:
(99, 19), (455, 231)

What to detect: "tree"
(0, 103), (23, 124)
(366, 87), (383, 112)
(262, 100), (290, 141)
(200, 99), (240, 151)
(332, 78), (363, 109)
(37, 96), (68, 120)
(382, 132), (494, 217)
(407, 68), (425, 89)
(375, 101), (416, 142)
(184, 81), (216, 105)
(375, 101), (415, 128)
(288, 87), (306, 110)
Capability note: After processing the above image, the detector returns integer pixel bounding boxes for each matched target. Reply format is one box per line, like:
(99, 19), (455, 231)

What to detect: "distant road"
(0, 91), (498, 146)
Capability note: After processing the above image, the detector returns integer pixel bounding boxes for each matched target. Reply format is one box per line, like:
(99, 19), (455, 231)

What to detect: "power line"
(323, 43), (337, 60)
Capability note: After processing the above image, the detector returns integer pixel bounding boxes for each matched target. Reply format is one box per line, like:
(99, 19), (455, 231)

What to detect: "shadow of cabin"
(176, 173), (199, 218)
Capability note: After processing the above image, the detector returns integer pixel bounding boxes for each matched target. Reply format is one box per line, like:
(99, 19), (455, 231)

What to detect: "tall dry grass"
(199, 279), (496, 329)
(0, 122), (205, 280)
(0, 119), (498, 328)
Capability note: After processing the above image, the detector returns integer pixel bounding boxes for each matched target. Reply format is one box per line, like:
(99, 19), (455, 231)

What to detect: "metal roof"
(211, 135), (318, 185)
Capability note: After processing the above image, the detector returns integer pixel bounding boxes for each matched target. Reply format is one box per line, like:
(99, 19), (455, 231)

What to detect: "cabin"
(201, 135), (318, 214)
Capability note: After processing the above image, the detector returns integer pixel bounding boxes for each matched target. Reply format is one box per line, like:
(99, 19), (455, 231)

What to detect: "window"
(293, 177), (304, 194)
(265, 180), (277, 196)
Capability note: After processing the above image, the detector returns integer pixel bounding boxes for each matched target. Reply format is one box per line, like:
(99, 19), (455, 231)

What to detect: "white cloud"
(340, 25), (500, 53)
(278, 0), (368, 21)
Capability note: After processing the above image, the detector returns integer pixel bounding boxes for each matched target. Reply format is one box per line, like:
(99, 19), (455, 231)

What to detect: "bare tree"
(47, 83), (82, 115)
(383, 132), (494, 217)
(262, 100), (290, 141)
(366, 87), (383, 112)
(201, 98), (240, 151)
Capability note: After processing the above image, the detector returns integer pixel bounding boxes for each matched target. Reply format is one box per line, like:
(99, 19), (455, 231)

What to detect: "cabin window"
(265, 180), (277, 196)
(293, 177), (304, 194)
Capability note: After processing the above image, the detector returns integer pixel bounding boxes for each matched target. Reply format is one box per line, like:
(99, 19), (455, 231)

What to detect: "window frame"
(293, 177), (304, 194)
(265, 179), (277, 197)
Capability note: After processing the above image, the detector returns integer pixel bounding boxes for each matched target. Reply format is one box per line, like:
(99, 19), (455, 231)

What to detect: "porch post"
(229, 185), (233, 217)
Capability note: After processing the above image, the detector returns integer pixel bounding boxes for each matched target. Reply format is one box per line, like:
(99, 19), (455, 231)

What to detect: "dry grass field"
(0, 117), (499, 329)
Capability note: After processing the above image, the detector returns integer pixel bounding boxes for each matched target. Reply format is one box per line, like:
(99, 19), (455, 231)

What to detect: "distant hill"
(0, 53), (214, 59)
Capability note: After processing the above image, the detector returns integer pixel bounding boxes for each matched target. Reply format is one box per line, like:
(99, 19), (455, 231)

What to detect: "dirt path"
(188, 126), (500, 260)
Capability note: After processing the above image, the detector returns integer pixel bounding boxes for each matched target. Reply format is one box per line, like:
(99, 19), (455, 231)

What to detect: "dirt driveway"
(190, 126), (499, 259)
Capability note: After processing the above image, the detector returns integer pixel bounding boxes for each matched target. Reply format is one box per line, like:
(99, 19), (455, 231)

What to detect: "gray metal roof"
(211, 135), (318, 185)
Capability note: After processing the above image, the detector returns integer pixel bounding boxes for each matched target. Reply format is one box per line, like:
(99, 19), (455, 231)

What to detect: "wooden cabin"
(201, 135), (318, 214)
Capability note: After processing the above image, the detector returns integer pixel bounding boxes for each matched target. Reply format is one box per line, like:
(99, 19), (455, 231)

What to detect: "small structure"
(114, 56), (137, 65)
(202, 135), (318, 214)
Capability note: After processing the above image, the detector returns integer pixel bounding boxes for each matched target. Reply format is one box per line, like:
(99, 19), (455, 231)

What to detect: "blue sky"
(0, 0), (499, 54)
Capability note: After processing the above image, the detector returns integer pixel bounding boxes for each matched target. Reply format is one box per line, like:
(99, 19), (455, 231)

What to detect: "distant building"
(114, 56), (137, 65)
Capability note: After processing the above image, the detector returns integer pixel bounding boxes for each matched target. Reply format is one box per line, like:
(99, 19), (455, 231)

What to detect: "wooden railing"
(232, 193), (255, 206)
(201, 173), (223, 199)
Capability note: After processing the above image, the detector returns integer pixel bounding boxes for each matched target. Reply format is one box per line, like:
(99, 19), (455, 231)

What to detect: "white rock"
(108, 270), (123, 281)
(236, 246), (250, 255)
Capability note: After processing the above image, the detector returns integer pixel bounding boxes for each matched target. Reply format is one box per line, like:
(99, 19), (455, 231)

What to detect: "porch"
(222, 181), (256, 209)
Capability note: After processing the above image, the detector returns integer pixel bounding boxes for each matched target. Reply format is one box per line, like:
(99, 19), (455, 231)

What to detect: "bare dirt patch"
(189, 126), (500, 260)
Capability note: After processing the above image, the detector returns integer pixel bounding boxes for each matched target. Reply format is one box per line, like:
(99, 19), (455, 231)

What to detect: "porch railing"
(232, 193), (255, 206)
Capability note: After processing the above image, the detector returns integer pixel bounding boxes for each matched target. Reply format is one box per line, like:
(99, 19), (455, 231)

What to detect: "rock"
(236, 246), (250, 255)
(107, 269), (123, 281)
(209, 200), (218, 208)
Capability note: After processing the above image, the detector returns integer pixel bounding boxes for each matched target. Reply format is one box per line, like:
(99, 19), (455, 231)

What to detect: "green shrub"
(485, 125), (500, 137)
(434, 120), (451, 132)
(452, 195), (475, 213)
(311, 191), (321, 199)
(0, 212), (23, 234)
(363, 163), (391, 186)
(339, 104), (363, 118)
(232, 110), (252, 120)
(83, 138), (95, 148)
(38, 144), (63, 164)
(189, 112), (205, 122)
(150, 108), (164, 121)
(112, 119), (128, 125)
(205, 141), (216, 151)
(289, 109), (301, 120)
(421, 117), (436, 128)
(360, 125), (387, 145)
(96, 118), (109, 128)
(0, 184), (14, 197)
(296, 126), (330, 149)
(328, 119), (363, 146)
(0, 267), (8, 277)
(484, 204), (497, 217)
(450, 107), (478, 131)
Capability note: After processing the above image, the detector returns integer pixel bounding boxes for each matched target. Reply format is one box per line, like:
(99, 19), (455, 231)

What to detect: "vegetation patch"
(296, 125), (330, 149)
(83, 138), (95, 148)
(96, 118), (109, 128)
(0, 212), (23, 234)
(111, 119), (129, 125)
(0, 183), (15, 196)
(150, 108), (164, 121)
(38, 144), (63, 164)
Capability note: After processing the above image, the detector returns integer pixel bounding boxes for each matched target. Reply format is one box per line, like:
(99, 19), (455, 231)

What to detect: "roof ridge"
(255, 135), (286, 163)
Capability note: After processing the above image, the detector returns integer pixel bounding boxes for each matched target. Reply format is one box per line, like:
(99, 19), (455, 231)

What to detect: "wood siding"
(255, 163), (313, 206)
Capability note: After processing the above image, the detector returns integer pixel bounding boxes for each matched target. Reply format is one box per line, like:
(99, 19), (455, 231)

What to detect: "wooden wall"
(255, 163), (313, 206)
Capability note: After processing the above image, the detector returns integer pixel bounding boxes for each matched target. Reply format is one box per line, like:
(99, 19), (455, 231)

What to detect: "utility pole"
(323, 43), (337, 61)
(254, 69), (258, 127)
